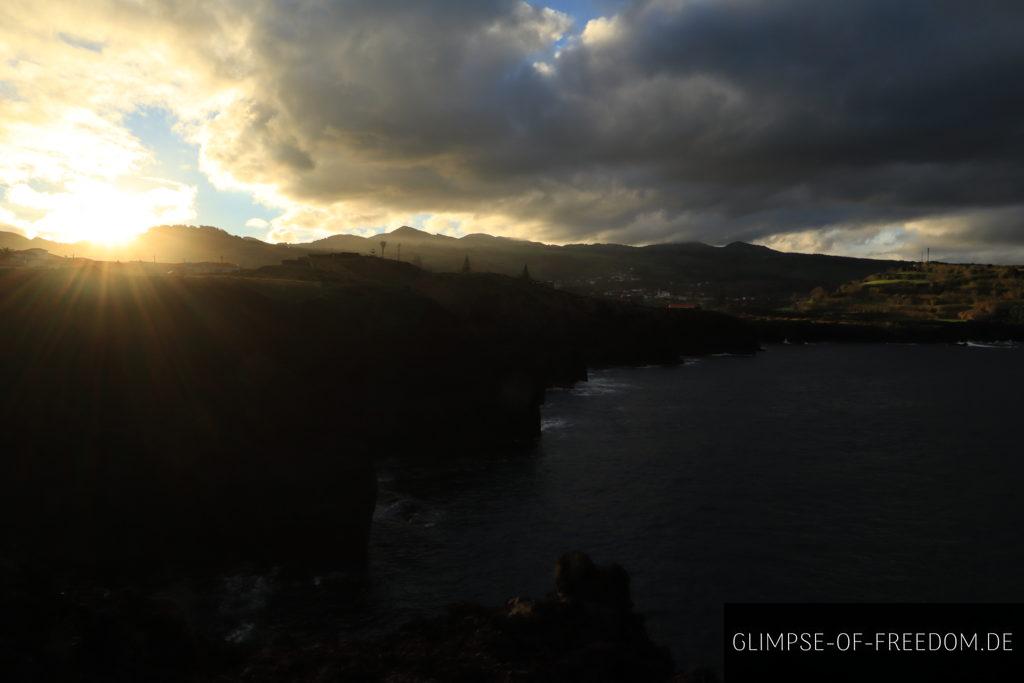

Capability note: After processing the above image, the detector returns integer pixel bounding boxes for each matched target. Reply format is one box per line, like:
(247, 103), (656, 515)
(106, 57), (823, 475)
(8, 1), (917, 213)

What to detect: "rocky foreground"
(237, 552), (696, 682)
(1, 552), (717, 682)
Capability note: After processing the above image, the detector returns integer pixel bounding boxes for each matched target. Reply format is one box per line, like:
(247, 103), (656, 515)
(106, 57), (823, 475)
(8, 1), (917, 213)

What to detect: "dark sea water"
(338, 344), (1024, 670)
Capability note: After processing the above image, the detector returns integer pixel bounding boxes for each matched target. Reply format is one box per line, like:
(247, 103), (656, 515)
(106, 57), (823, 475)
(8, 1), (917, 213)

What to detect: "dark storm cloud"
(205, 0), (1024, 257)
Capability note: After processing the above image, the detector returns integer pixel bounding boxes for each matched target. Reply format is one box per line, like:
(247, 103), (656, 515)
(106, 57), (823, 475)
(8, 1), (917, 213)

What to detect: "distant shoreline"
(753, 316), (1024, 346)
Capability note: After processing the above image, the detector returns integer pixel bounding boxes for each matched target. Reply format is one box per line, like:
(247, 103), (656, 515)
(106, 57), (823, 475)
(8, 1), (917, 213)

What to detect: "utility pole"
(396, 243), (401, 261)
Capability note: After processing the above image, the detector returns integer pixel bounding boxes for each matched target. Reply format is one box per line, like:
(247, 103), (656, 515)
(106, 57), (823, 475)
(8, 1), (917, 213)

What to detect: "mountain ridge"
(2, 223), (907, 309)
(1, 222), (880, 261)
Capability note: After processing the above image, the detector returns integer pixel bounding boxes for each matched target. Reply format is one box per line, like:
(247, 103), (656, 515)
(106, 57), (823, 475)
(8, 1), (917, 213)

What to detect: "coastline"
(753, 317), (1024, 345)
(4, 259), (1022, 680)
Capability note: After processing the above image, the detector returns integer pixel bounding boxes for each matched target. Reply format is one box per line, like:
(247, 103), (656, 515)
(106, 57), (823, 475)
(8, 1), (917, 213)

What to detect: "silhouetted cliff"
(0, 256), (757, 579)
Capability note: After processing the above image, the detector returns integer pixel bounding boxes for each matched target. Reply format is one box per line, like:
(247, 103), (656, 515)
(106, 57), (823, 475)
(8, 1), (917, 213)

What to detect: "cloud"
(0, 1), (219, 241)
(3, 1), (1024, 259)
(581, 16), (621, 45)
(57, 33), (106, 53)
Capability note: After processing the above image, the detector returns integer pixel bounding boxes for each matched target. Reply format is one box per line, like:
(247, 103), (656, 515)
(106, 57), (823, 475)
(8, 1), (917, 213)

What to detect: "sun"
(9, 178), (196, 246)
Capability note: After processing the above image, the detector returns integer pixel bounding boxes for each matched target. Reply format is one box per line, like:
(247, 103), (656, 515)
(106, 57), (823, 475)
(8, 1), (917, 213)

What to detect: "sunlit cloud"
(1, 1), (1023, 260)
(0, 102), (198, 242)
(0, 0), (236, 243)
(580, 16), (620, 45)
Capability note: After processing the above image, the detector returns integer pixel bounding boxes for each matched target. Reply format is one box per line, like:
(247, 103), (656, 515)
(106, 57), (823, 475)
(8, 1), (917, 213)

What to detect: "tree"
(461, 255), (471, 273)
(521, 264), (531, 281)
(379, 240), (387, 259)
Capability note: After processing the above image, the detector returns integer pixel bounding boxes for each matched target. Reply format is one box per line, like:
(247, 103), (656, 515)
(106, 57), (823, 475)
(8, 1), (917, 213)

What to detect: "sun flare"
(7, 178), (197, 245)
(0, 102), (198, 246)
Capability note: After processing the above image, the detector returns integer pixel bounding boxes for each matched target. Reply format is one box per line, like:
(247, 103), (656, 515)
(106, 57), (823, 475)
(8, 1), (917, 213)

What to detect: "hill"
(3, 223), (905, 308)
(0, 228), (69, 256)
(305, 226), (905, 309)
(747, 262), (1024, 345)
(0, 225), (304, 268)
(789, 262), (1024, 324)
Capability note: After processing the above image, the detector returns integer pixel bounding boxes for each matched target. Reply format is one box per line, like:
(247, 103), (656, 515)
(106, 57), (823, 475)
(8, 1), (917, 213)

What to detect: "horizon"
(3, 2), (1024, 263)
(2, 221), (1013, 266)
(0, 221), (899, 261)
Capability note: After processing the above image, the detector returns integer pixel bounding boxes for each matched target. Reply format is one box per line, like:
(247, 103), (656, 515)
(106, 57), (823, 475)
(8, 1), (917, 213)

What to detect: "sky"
(1, 1), (1023, 262)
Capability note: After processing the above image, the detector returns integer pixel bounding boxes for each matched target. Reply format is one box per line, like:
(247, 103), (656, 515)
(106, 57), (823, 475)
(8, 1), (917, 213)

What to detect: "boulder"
(555, 550), (633, 612)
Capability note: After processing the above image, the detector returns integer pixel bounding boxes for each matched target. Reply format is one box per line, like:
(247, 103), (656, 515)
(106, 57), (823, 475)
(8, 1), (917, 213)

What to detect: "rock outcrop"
(1, 553), (685, 681)
(555, 550), (633, 612)
(239, 552), (675, 682)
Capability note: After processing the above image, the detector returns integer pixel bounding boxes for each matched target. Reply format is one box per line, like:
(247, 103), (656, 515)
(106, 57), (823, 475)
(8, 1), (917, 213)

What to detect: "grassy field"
(791, 263), (1024, 324)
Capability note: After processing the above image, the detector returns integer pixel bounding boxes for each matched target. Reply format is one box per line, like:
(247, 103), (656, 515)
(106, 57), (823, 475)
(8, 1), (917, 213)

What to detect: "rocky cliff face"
(0, 258), (757, 579)
(0, 259), (754, 680)
(0, 265), (382, 577)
